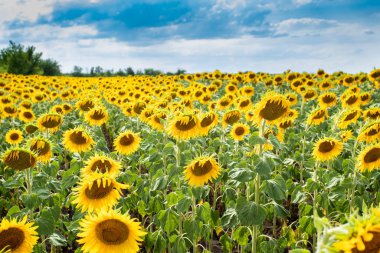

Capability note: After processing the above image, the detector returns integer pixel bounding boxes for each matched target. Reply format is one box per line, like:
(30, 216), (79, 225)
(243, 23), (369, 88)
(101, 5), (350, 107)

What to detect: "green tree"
(0, 41), (42, 75)
(40, 59), (61, 76)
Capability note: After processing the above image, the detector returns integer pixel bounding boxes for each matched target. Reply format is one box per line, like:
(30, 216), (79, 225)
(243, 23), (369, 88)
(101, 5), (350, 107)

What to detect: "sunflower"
(24, 124), (38, 135)
(85, 107), (109, 126)
(285, 93), (298, 106)
(301, 88), (318, 101)
(230, 123), (250, 141)
(307, 108), (328, 126)
(184, 156), (220, 187)
(341, 92), (361, 108)
(50, 104), (64, 115)
(278, 118), (294, 131)
(312, 137), (343, 162)
(62, 127), (94, 153)
(357, 144), (380, 172)
(148, 111), (167, 131)
(2, 148), (37, 171)
(368, 68), (380, 83)
(166, 113), (200, 140)
(72, 174), (128, 213)
(2, 105), (18, 118)
(77, 209), (146, 253)
(222, 109), (241, 128)
(364, 108), (380, 121)
(139, 107), (154, 124)
(338, 109), (361, 129)
(358, 122), (380, 143)
(217, 97), (232, 110)
(252, 93), (289, 125)
(5, 129), (23, 145)
(18, 109), (35, 123)
(340, 130), (353, 142)
(199, 112), (218, 136)
(319, 80), (333, 90)
(29, 137), (53, 163)
(0, 216), (38, 253)
(76, 99), (96, 113)
(318, 92), (337, 108)
(37, 113), (62, 133)
(360, 92), (371, 106)
(82, 155), (121, 177)
(114, 131), (141, 155)
(236, 98), (252, 112)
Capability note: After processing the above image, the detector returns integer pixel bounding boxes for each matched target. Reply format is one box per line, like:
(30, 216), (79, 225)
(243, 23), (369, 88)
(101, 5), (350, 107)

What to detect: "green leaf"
(221, 208), (239, 229)
(220, 234), (234, 252)
(6, 205), (20, 217)
(229, 168), (255, 182)
(152, 176), (168, 191)
(49, 233), (67, 246)
(264, 175), (286, 200)
(232, 226), (250, 246)
(289, 249), (311, 253)
(236, 197), (266, 226)
(268, 133), (282, 150)
(177, 196), (192, 213)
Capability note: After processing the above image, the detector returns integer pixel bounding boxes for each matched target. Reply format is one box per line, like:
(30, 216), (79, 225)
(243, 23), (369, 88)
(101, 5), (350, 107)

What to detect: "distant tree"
(115, 69), (126, 76)
(126, 67), (135, 76)
(175, 68), (186, 75)
(72, 65), (84, 77)
(40, 58), (61, 76)
(0, 41), (42, 75)
(144, 68), (162, 76)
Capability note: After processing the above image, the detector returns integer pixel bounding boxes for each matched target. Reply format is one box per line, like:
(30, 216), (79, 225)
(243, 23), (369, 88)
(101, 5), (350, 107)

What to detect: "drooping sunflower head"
(37, 113), (62, 133)
(368, 68), (380, 83)
(0, 216), (38, 253)
(24, 124), (38, 135)
(357, 144), (380, 172)
(2, 148), (37, 171)
(230, 123), (250, 141)
(18, 109), (35, 123)
(222, 109), (242, 128)
(77, 209), (146, 253)
(341, 92), (361, 108)
(85, 107), (109, 126)
(253, 93), (289, 125)
(167, 113), (200, 140)
(184, 156), (221, 187)
(82, 154), (121, 177)
(358, 121), (380, 143)
(278, 117), (294, 131)
(307, 108), (328, 126)
(199, 112), (218, 136)
(364, 108), (380, 121)
(338, 109), (361, 129)
(360, 92), (371, 106)
(28, 137), (53, 163)
(114, 131), (141, 155)
(148, 110), (167, 131)
(5, 129), (23, 145)
(312, 137), (343, 162)
(76, 99), (96, 113)
(72, 174), (128, 213)
(318, 92), (337, 108)
(301, 88), (318, 101)
(62, 127), (94, 153)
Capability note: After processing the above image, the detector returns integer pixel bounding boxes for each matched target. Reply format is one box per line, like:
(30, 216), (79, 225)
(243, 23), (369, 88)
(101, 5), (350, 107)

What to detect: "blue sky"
(0, 0), (379, 73)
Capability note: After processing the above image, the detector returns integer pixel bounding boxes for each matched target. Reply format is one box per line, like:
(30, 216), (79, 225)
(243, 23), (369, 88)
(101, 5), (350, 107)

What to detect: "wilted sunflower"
(37, 113), (62, 133)
(184, 156), (220, 186)
(312, 137), (343, 162)
(114, 131), (141, 155)
(318, 92), (337, 108)
(307, 108), (328, 126)
(199, 112), (218, 136)
(167, 114), (200, 140)
(5, 129), (23, 145)
(2, 148), (37, 171)
(253, 93), (289, 125)
(29, 137), (53, 163)
(85, 107), (108, 126)
(24, 124), (38, 135)
(62, 127), (94, 153)
(338, 109), (361, 129)
(357, 144), (380, 172)
(18, 109), (35, 123)
(222, 109), (242, 128)
(82, 155), (121, 177)
(77, 209), (146, 253)
(0, 216), (38, 253)
(230, 123), (250, 141)
(72, 174), (128, 213)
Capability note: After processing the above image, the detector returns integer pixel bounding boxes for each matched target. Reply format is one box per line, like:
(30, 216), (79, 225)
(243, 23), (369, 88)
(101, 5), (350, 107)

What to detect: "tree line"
(0, 41), (186, 77)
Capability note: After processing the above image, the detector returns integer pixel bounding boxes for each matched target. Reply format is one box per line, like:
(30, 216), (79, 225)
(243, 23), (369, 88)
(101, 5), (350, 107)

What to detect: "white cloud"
(0, 0), (55, 23)
(292, 0), (312, 6)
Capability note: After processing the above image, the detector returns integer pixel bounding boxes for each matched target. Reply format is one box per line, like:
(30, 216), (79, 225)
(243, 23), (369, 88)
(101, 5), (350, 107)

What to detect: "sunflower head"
(338, 109), (361, 129)
(18, 109), (35, 123)
(76, 99), (96, 113)
(312, 137), (343, 162)
(82, 154), (121, 177)
(2, 148), (37, 171)
(253, 93), (289, 125)
(307, 108), (328, 126)
(364, 108), (380, 121)
(0, 216), (38, 253)
(24, 124), (39, 135)
(62, 127), (94, 153)
(85, 107), (109, 126)
(113, 131), (141, 155)
(184, 156), (221, 187)
(199, 112), (218, 136)
(148, 110), (167, 130)
(5, 129), (23, 145)
(29, 137), (53, 163)
(357, 144), (380, 172)
(318, 92), (337, 108)
(340, 130), (353, 142)
(167, 113), (200, 140)
(230, 123), (250, 141)
(37, 113), (63, 133)
(222, 109), (241, 128)
(77, 209), (146, 253)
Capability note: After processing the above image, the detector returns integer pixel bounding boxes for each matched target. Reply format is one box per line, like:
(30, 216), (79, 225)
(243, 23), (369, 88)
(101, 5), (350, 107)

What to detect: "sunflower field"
(1, 69), (380, 253)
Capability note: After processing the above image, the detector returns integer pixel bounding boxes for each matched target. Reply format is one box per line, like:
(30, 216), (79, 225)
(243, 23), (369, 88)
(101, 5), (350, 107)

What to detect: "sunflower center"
(23, 111), (33, 119)
(346, 95), (358, 105)
(352, 232), (380, 253)
(220, 100), (230, 106)
(80, 101), (95, 111)
(4, 106), (17, 114)
(85, 181), (113, 199)
(41, 116), (61, 128)
(0, 227), (25, 251)
(363, 148), (380, 163)
(91, 110), (106, 120)
(95, 219), (129, 245)
(318, 141), (335, 153)
(69, 131), (88, 145)
(280, 120), (292, 129)
(120, 134), (135, 146)
(240, 100), (250, 108)
(235, 127), (245, 136)
(344, 111), (358, 121)
(25, 125), (38, 134)
(175, 117), (197, 131)
(259, 100), (287, 121)
(367, 128), (379, 137)
(200, 115), (215, 128)
(10, 133), (20, 141)
(304, 91), (316, 99)
(91, 160), (112, 173)
(368, 112), (380, 119)
(361, 94), (369, 101)
(225, 112), (240, 125)
(31, 141), (50, 156)
(133, 102), (146, 114)
(4, 150), (36, 171)
(192, 160), (213, 176)
(322, 95), (335, 103)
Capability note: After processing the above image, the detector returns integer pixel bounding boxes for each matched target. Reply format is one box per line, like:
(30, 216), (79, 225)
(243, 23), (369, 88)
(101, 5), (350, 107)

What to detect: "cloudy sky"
(0, 0), (379, 73)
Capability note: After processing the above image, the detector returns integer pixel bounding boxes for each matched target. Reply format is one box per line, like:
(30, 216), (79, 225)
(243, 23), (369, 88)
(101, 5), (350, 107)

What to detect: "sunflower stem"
(192, 194), (198, 253)
(349, 140), (359, 213)
(313, 161), (320, 251)
(101, 123), (114, 152)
